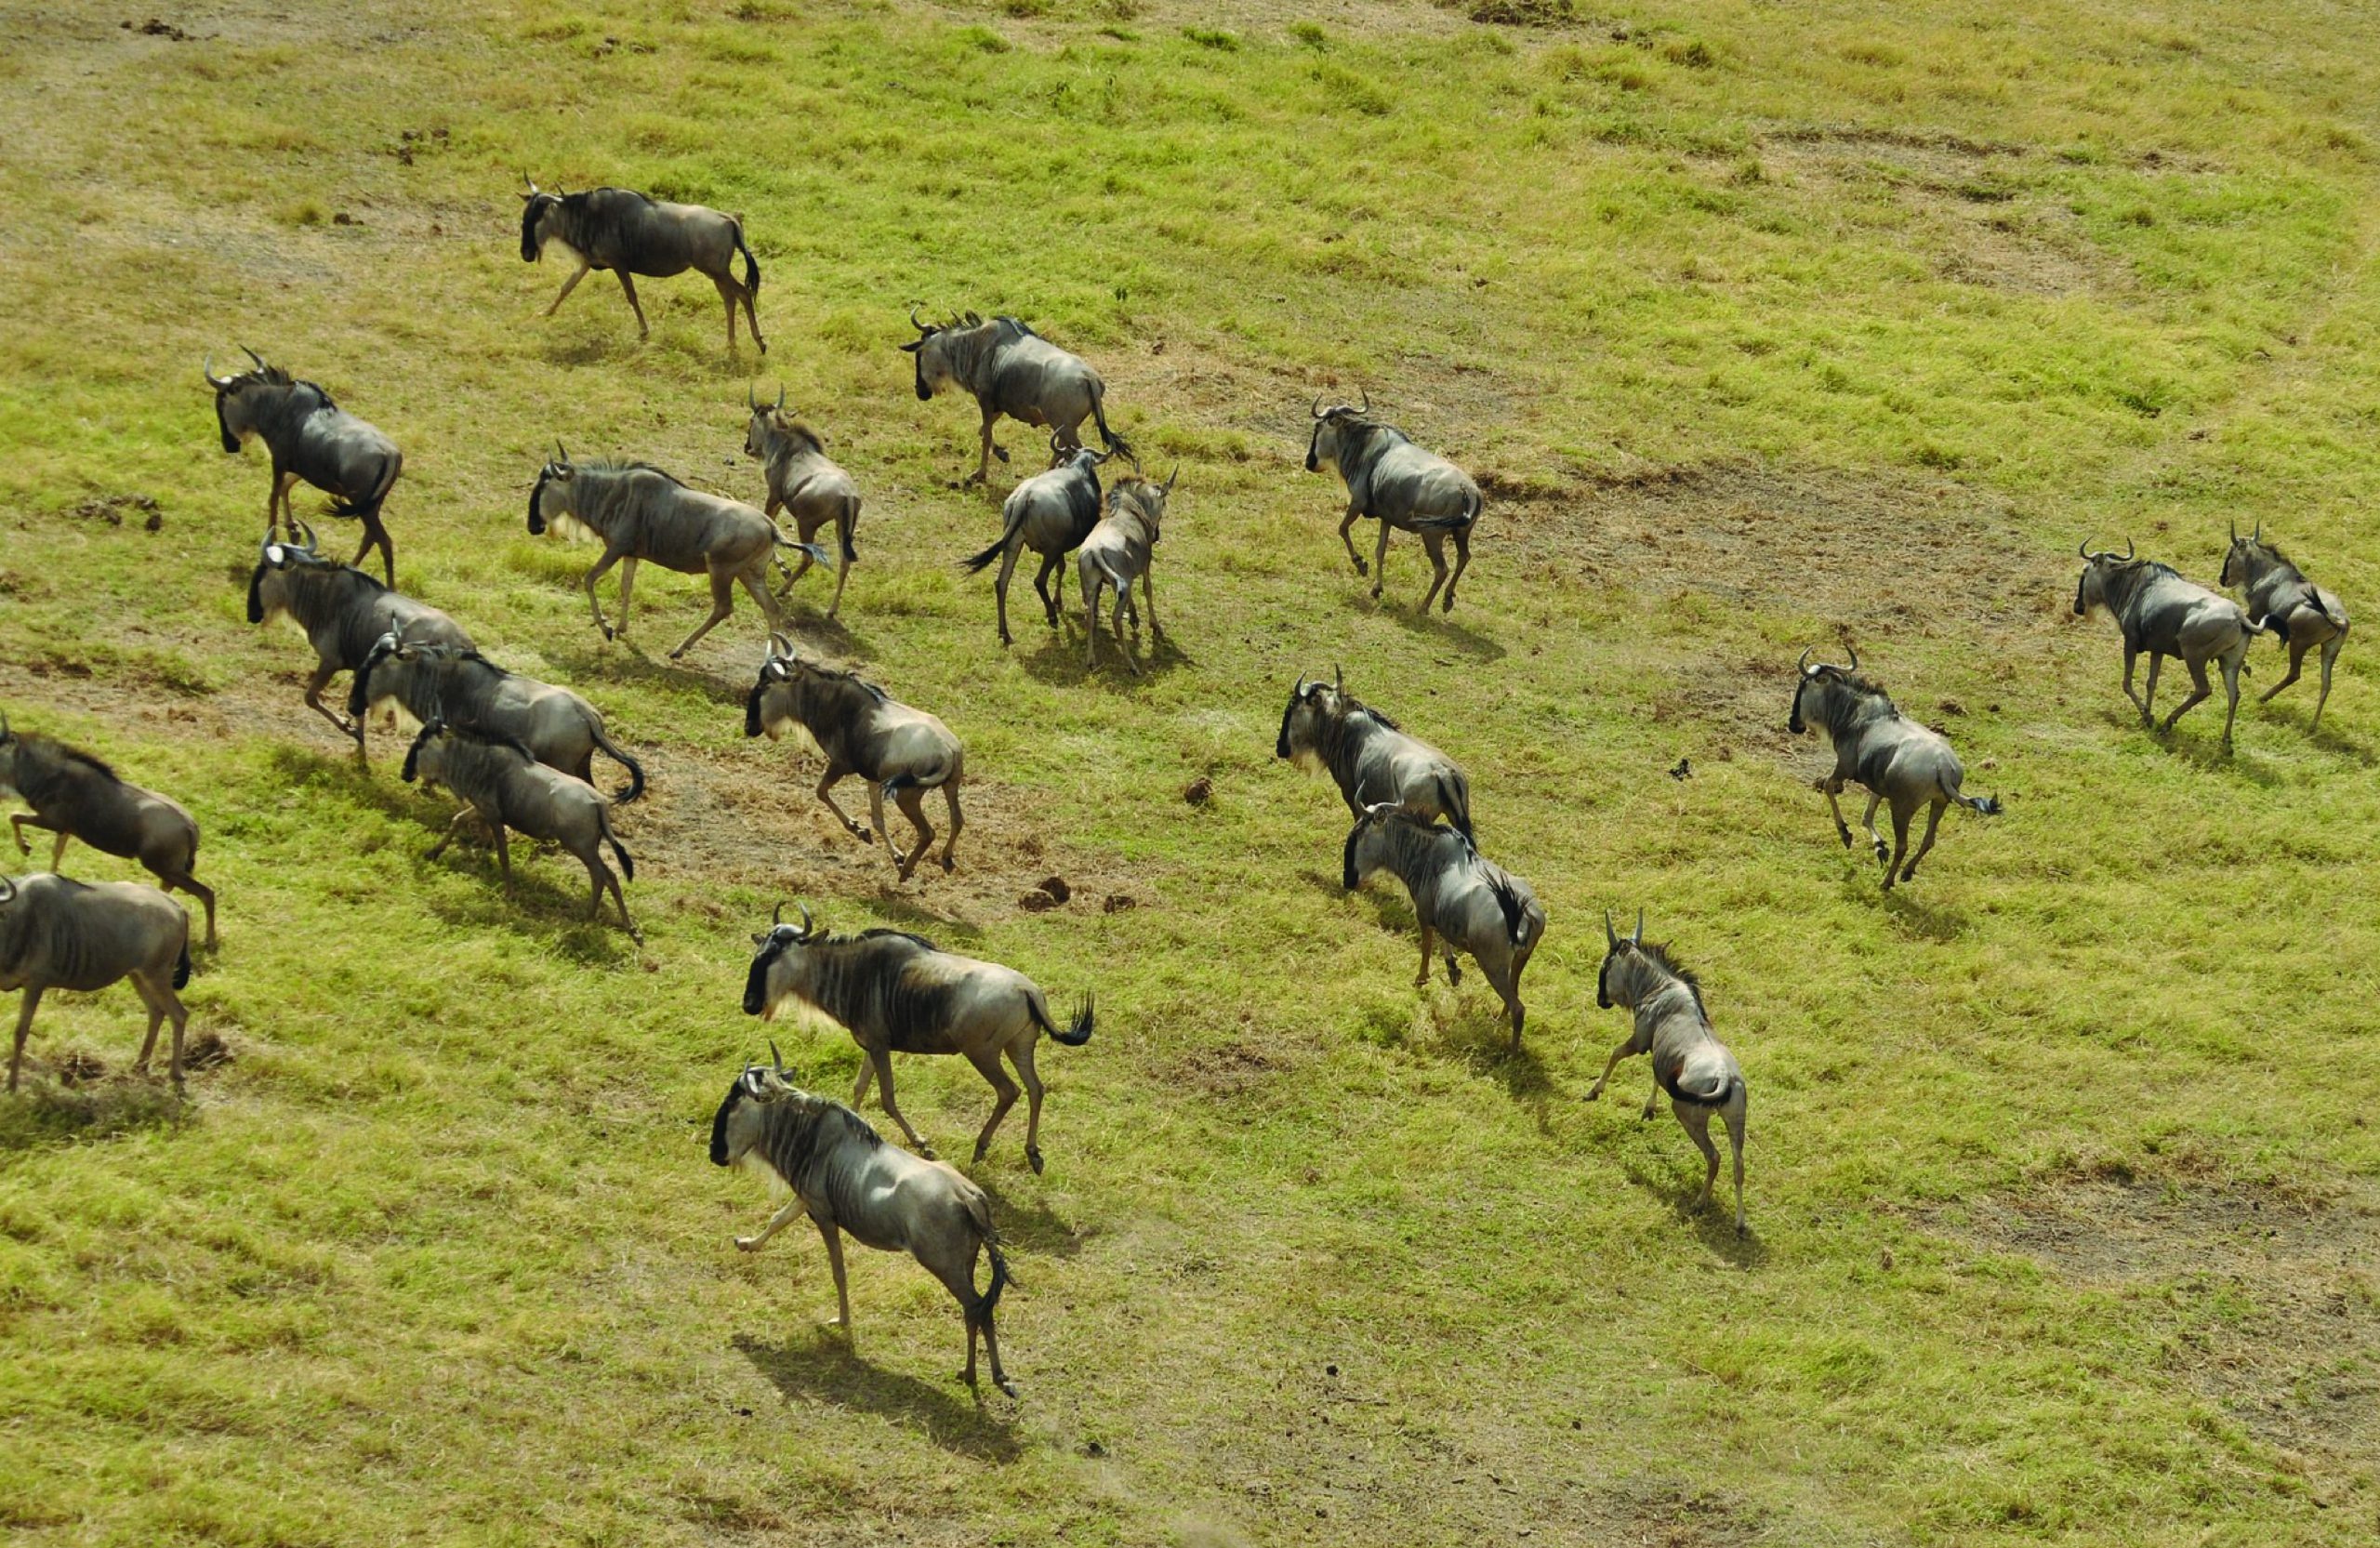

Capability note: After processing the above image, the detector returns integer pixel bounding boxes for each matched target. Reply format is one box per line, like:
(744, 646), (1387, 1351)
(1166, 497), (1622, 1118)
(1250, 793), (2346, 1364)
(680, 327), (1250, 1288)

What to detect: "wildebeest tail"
(599, 807), (635, 881)
(733, 217), (760, 298)
(1487, 870), (1527, 947)
(327, 452), (401, 523)
(960, 503), (1030, 575)
(839, 495), (860, 564)
(1029, 990), (1095, 1047)
(1941, 772), (2002, 817)
(971, 1203), (1012, 1317)
(1412, 488), (1482, 533)
(1089, 387), (1131, 464)
(172, 939), (192, 991)
(1439, 771), (1474, 842)
(592, 723), (645, 804)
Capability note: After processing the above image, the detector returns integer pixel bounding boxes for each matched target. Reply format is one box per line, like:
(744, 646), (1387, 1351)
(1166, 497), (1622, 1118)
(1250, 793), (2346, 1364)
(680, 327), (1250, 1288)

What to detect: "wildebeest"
(2222, 522), (2350, 730)
(1588, 911), (1748, 1237)
(519, 177), (764, 351)
(1305, 393), (1481, 612)
(1787, 647), (2001, 891)
(0, 717), (217, 950)
(1342, 801), (1544, 1048)
(745, 386), (863, 619)
(1078, 466), (1174, 676)
(1, 872), (191, 1092)
(2074, 539), (2256, 753)
(960, 442), (1109, 647)
(528, 449), (817, 659)
(245, 523), (474, 751)
(743, 903), (1093, 1173)
(205, 348), (403, 586)
(401, 721), (636, 937)
(349, 633), (644, 801)
(1276, 668), (1474, 840)
(744, 639), (964, 880)
(710, 1052), (1016, 1395)
(901, 310), (1128, 484)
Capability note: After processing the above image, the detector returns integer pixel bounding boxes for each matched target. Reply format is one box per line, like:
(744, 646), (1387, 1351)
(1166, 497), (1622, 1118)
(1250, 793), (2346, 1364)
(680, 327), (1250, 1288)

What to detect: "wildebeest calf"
(1589, 911), (1749, 1236)
(1078, 468), (1174, 676)
(1, 872), (192, 1091)
(402, 721), (636, 938)
(350, 633), (644, 802)
(0, 716), (217, 949)
(745, 387), (863, 619)
(1342, 802), (1543, 1048)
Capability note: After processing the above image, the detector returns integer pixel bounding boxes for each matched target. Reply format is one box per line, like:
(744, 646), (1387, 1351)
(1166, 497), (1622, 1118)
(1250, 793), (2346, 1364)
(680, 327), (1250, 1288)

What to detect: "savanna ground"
(2, 1), (2377, 1542)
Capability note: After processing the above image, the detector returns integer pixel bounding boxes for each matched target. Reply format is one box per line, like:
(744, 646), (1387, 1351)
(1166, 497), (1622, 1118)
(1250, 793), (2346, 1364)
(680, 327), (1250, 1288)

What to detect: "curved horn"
(241, 344), (265, 370)
(2229, 518), (2238, 542)
(2254, 519), (2262, 542)
(1311, 392), (1328, 419)
(776, 385), (786, 411)
(908, 305), (928, 333)
(0, 877), (15, 907)
(1844, 642), (1859, 672)
(795, 902), (814, 939)
(1332, 663), (1343, 694)
(769, 1039), (787, 1075)
(0, 709), (9, 741)
(1294, 673), (1309, 697)
(1605, 909), (1619, 948)
(1798, 646), (1817, 677)
(1357, 387), (1371, 415)
(747, 382), (757, 411)
(523, 170), (537, 193)
(1633, 910), (1646, 946)
(292, 517), (318, 552)
(554, 440), (568, 465)
(2079, 538), (2094, 560)
(202, 352), (233, 390)
(2122, 536), (2134, 560)
(773, 900), (786, 927)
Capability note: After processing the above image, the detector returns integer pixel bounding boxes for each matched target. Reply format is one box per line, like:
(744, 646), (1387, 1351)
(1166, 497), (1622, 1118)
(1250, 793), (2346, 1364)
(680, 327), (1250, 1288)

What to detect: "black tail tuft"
(840, 497), (860, 564)
(735, 220), (761, 298)
(172, 941), (192, 991)
(1969, 793), (2003, 817)
(981, 1238), (1011, 1319)
(1032, 991), (1095, 1047)
(602, 814), (635, 882)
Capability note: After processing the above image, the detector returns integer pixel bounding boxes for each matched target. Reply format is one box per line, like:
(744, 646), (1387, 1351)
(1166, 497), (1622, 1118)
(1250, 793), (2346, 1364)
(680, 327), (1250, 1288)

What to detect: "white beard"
(544, 511), (600, 545)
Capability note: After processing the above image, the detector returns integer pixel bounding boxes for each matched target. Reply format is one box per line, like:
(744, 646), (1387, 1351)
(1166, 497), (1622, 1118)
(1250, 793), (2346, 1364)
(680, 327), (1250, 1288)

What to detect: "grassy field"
(3, 1), (2379, 1542)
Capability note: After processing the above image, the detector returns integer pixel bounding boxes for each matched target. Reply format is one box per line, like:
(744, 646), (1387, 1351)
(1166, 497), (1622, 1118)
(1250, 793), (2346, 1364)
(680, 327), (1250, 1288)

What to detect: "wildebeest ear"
(750, 933), (768, 946)
(898, 339), (923, 353)
(263, 543), (286, 566)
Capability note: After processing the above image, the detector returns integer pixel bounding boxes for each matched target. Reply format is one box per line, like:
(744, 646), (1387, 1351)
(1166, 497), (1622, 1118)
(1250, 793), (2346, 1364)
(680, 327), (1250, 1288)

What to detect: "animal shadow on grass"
(415, 832), (639, 964)
(973, 1174), (1092, 1259)
(1615, 1150), (1768, 1268)
(542, 642), (754, 709)
(537, 332), (638, 370)
(1871, 884), (1968, 942)
(0, 1075), (186, 1153)
(732, 1331), (1021, 1460)
(865, 893), (988, 945)
(1421, 1004), (1556, 1099)
(1334, 588), (1507, 663)
(269, 744), (429, 826)
(771, 604), (873, 663)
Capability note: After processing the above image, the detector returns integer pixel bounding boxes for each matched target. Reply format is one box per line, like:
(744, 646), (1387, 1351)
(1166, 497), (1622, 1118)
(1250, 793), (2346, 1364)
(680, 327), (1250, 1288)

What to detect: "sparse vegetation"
(5, 1), (2380, 1543)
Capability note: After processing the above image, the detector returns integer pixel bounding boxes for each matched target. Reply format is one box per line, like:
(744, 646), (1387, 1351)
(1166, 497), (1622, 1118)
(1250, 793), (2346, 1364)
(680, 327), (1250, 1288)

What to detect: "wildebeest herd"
(0, 179), (2356, 1399)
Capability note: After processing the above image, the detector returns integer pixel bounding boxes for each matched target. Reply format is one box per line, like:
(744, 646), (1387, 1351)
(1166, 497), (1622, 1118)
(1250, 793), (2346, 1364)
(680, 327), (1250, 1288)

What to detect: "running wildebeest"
(960, 442), (1109, 647)
(2074, 539), (2256, 753)
(0, 717), (218, 950)
(205, 348), (403, 586)
(1276, 668), (1474, 840)
(1342, 800), (1544, 1048)
(1787, 647), (2002, 891)
(350, 633), (644, 801)
(1588, 911), (1748, 1237)
(2222, 522), (2351, 730)
(743, 903), (1093, 1173)
(710, 1052), (1017, 1396)
(901, 310), (1128, 484)
(1305, 392), (1481, 612)
(744, 638), (965, 880)
(1078, 465), (1175, 676)
(1, 872), (191, 1092)
(519, 177), (764, 351)
(745, 386), (863, 619)
(401, 721), (637, 937)
(246, 523), (474, 752)
(527, 448), (819, 659)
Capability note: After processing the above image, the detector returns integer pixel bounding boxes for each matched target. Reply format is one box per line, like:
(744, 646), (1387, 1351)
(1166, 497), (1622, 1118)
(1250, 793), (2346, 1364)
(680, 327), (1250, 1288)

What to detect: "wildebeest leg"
(711, 273), (741, 352)
(1880, 801), (1912, 892)
(1368, 520), (1393, 601)
(490, 821), (514, 892)
(2137, 652), (2162, 726)
(1675, 1102), (1721, 1212)
(130, 969), (186, 1089)
(2313, 631), (2346, 729)
(992, 544), (1021, 647)
(939, 783), (964, 873)
(165, 872), (219, 951)
(1033, 553), (1063, 630)
(47, 829), (69, 868)
(302, 663), (362, 743)
(866, 783), (900, 872)
(734, 1197), (805, 1252)
(666, 570), (738, 659)
(1340, 504), (1368, 575)
(2261, 638), (2307, 703)
(1584, 1036), (1638, 1101)
(2159, 656), (2212, 734)
(581, 549), (627, 641)
(1496, 960), (1526, 1050)
(1414, 923), (1435, 986)
(892, 787), (934, 883)
(1822, 777), (1855, 848)
(967, 1047), (1019, 1166)
(271, 469), (299, 536)
(1901, 800), (1945, 884)
(7, 986), (43, 1092)
(1858, 791), (1888, 867)
(739, 568), (787, 636)
(1082, 575), (1104, 669)
(1141, 568), (1159, 639)
(1011, 1039), (1047, 1174)
(813, 766), (872, 844)
(741, 282), (765, 354)
(545, 261), (592, 316)
(814, 1218), (853, 1330)
(425, 806), (478, 862)
(1443, 527), (1471, 614)
(1642, 1068), (1662, 1122)
(1723, 1097), (1748, 1234)
(2216, 651), (2241, 753)
(615, 270), (650, 339)
(867, 1048), (933, 1158)
(1417, 532), (1448, 613)
(851, 1059), (874, 1110)
(969, 409), (998, 485)
(1114, 586), (1142, 675)
(9, 812), (54, 857)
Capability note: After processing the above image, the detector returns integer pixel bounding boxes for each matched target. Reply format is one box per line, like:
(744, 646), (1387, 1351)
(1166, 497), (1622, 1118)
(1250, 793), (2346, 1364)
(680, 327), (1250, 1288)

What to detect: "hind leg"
(2314, 632), (2346, 729)
(966, 1047), (1020, 1166)
(893, 786), (934, 883)
(1033, 553), (1064, 630)
(2218, 651), (2241, 751)
(865, 781), (899, 870)
(939, 783), (964, 873)
(667, 570), (738, 659)
(1417, 532), (1448, 613)
(2159, 656), (2213, 734)
(1723, 1097), (1748, 1235)
(1011, 1039), (1048, 1174)
(168, 873), (218, 951)
(1880, 803), (1913, 892)
(1368, 520), (1392, 601)
(49, 828), (69, 869)
(712, 275), (741, 351)
(1674, 1102), (1721, 1212)
(813, 1219), (853, 1330)
(2260, 640), (2307, 703)
(1443, 527), (1471, 613)
(1859, 791), (1888, 867)
(8, 986), (43, 1092)
(130, 971), (187, 1089)
(1900, 800), (1944, 884)
(355, 516), (394, 589)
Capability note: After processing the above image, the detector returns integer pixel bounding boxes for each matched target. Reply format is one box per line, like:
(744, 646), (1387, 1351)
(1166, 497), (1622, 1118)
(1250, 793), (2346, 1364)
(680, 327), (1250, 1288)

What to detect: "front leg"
(1415, 923), (1435, 987)
(969, 409), (998, 486)
(1340, 504), (1367, 575)
(582, 549), (627, 640)
(1368, 518), (1393, 601)
(813, 765), (872, 843)
(735, 1197), (807, 1253)
(816, 1218), (853, 1330)
(1584, 1036), (1636, 1101)
(1643, 1069), (1662, 1121)
(868, 1048), (933, 1158)
(1822, 775), (1855, 848)
(9, 812), (49, 857)
(546, 261), (592, 316)
(302, 664), (361, 741)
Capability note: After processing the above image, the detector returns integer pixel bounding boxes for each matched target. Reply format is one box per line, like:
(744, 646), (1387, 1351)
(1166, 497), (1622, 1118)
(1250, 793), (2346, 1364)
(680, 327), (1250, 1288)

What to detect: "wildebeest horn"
(554, 440), (568, 465)
(795, 901), (814, 939)
(2122, 536), (2135, 560)
(2229, 518), (2238, 542)
(1633, 910), (1645, 946)
(747, 383), (757, 411)
(2079, 538), (2094, 559)
(775, 386), (786, 411)
(1844, 642), (1859, 671)
(241, 345), (265, 370)
(1332, 663), (1343, 693)
(1311, 393), (1328, 420)
(1357, 387), (1371, 414)
(202, 352), (233, 390)
(1798, 646), (1817, 677)
(292, 518), (318, 551)
(2253, 520), (2262, 542)
(1294, 672), (1309, 697)
(0, 877), (14, 906)
(1605, 910), (1619, 947)
(769, 1039), (786, 1074)
(1163, 465), (1178, 494)
(0, 709), (9, 741)
(522, 171), (537, 194)
(772, 900), (787, 927)
(908, 306), (929, 333)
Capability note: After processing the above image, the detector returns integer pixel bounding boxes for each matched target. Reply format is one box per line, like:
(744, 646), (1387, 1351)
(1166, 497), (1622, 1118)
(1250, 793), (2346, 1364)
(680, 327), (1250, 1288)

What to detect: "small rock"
(1183, 776), (1212, 805)
(1938, 698), (1965, 716)
(1102, 893), (1137, 914)
(1083, 1439), (1105, 1458)
(1036, 875), (1071, 904)
(1325, 1364), (1339, 1377)
(331, 211), (353, 226)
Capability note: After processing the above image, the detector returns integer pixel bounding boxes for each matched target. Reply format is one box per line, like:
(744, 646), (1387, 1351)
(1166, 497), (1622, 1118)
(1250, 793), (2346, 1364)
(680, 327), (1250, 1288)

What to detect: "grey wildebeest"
(1342, 801), (1544, 1049)
(745, 386), (863, 619)
(1276, 668), (1474, 840)
(744, 639), (964, 880)
(743, 903), (1093, 1173)
(245, 523), (474, 752)
(960, 442), (1109, 647)
(2222, 522), (2351, 730)
(519, 178), (764, 351)
(205, 349), (403, 586)
(349, 634), (645, 801)
(401, 721), (637, 937)
(1078, 466), (1175, 676)
(2074, 540), (2256, 753)
(901, 310), (1128, 484)
(1787, 647), (2001, 891)
(1305, 393), (1481, 612)
(1588, 911), (1748, 1236)
(710, 1053), (1016, 1395)
(1, 872), (191, 1092)
(527, 449), (817, 659)
(0, 717), (217, 950)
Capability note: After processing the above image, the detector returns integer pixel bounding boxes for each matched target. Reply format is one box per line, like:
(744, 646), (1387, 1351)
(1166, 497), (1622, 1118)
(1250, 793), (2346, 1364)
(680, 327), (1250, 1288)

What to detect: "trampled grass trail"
(2, 2), (2377, 1542)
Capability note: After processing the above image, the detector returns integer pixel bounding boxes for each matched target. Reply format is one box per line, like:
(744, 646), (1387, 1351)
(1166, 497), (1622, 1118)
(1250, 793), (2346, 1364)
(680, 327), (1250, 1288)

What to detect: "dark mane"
(1826, 668), (1892, 704)
(22, 734), (116, 784)
(1339, 694), (1401, 734)
(852, 927), (937, 950)
(578, 458), (686, 487)
(1639, 940), (1704, 1011)
(426, 721), (538, 766)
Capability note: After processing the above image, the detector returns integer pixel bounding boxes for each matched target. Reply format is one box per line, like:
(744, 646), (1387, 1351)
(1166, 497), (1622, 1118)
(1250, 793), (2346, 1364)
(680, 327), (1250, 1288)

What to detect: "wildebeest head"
(899, 308), (978, 401)
(1787, 644), (1861, 734)
(2219, 519), (2269, 589)
(399, 717), (450, 787)
(744, 383), (793, 458)
(2073, 537), (2136, 616)
(1594, 909), (1648, 1010)
(1276, 665), (1346, 762)
(527, 443), (577, 536)
(205, 346), (284, 453)
(1305, 390), (1374, 474)
(519, 176), (567, 263)
(744, 900), (821, 1019)
(245, 521), (327, 625)
(708, 1046), (797, 1166)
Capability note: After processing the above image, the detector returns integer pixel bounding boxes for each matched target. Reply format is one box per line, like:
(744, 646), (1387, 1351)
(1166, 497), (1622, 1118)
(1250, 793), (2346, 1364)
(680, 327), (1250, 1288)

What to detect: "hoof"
(1584, 1085), (1603, 1103)
(941, 854), (957, 874)
(734, 1236), (760, 1252)
(916, 1144), (937, 1161)
(1027, 1148), (1045, 1176)
(998, 1379), (1020, 1398)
